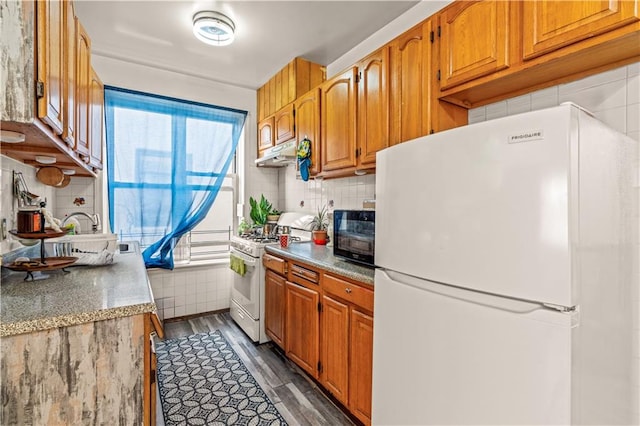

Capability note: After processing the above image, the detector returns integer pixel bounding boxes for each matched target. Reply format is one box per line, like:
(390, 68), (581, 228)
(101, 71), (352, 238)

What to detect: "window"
(104, 87), (247, 269)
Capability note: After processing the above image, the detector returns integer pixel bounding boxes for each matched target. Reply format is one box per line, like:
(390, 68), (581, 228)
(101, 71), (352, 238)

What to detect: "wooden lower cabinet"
(349, 309), (374, 425)
(285, 281), (320, 379)
(321, 294), (350, 405)
(265, 269), (286, 348)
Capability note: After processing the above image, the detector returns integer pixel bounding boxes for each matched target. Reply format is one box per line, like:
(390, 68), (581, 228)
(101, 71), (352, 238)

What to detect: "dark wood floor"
(156, 311), (355, 426)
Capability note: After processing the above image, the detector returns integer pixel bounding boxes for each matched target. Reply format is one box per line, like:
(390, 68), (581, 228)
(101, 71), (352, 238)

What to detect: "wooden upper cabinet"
(88, 68), (103, 170)
(258, 115), (275, 156)
(357, 46), (389, 166)
(274, 102), (295, 144)
(523, 0), (640, 60)
(389, 20), (433, 145)
(439, 0), (512, 91)
(61, 0), (76, 147)
(256, 58), (325, 124)
(295, 88), (321, 177)
(37, 0), (65, 135)
(321, 67), (357, 172)
(75, 17), (91, 158)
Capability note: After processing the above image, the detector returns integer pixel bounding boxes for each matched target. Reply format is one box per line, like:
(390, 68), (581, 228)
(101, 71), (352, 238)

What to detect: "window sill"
(147, 257), (230, 272)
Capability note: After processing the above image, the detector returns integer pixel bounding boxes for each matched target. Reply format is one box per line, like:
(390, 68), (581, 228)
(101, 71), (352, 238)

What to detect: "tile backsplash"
(278, 165), (376, 215)
(0, 156), (55, 254)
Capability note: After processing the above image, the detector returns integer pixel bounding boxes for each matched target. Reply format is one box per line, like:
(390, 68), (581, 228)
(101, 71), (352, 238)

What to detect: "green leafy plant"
(310, 204), (328, 231)
(249, 195), (275, 226)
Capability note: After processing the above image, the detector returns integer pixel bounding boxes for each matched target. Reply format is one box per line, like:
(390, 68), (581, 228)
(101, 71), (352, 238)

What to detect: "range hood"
(255, 140), (297, 167)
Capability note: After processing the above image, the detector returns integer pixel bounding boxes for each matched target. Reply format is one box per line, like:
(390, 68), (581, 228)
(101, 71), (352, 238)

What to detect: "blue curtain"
(104, 87), (247, 269)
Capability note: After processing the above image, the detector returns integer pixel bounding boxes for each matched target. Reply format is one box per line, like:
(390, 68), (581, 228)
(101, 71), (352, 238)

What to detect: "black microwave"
(333, 210), (375, 267)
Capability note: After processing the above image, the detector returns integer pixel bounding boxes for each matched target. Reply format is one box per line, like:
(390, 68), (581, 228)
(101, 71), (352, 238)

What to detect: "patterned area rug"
(156, 330), (288, 426)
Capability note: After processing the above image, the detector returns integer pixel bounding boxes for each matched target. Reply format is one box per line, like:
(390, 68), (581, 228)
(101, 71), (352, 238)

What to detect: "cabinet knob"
(345, 288), (352, 294)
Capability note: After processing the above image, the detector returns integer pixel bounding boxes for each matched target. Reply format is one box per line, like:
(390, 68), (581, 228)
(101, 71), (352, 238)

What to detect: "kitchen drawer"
(289, 262), (320, 287)
(263, 253), (287, 276)
(323, 273), (374, 313)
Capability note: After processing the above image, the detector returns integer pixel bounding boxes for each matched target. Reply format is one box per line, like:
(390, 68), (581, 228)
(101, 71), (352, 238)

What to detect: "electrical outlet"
(1, 218), (6, 240)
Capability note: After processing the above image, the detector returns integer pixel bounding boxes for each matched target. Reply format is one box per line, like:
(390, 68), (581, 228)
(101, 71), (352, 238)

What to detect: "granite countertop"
(0, 245), (156, 337)
(265, 241), (375, 286)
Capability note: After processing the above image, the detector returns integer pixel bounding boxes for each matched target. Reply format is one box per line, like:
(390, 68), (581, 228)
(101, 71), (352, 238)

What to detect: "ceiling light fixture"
(35, 155), (57, 165)
(0, 130), (26, 143)
(192, 11), (235, 46)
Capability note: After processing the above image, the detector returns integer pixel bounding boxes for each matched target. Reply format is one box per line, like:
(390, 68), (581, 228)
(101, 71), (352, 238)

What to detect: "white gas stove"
(229, 212), (312, 343)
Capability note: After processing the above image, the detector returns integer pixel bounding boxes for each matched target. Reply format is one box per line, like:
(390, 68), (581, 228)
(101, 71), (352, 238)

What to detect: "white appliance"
(254, 139), (297, 167)
(372, 103), (639, 425)
(230, 212), (312, 343)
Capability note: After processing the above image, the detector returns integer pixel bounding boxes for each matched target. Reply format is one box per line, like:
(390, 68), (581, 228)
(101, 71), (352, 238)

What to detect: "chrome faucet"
(61, 212), (101, 233)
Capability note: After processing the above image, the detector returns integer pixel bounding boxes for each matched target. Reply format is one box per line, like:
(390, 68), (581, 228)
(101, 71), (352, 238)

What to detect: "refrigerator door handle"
(378, 269), (575, 317)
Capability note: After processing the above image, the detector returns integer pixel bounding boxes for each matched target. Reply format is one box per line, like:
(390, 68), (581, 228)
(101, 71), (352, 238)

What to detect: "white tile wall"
(54, 176), (98, 233)
(148, 263), (232, 320)
(470, 61), (640, 422)
(0, 155), (55, 254)
(278, 165), (376, 215)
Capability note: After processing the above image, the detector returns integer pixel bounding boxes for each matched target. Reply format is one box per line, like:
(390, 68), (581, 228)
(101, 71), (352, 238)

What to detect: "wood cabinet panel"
(75, 17), (91, 158)
(275, 71), (283, 111)
(389, 20), (433, 145)
(285, 281), (320, 379)
(321, 294), (349, 405)
(321, 67), (357, 171)
(263, 253), (287, 275)
(258, 115), (275, 156)
(275, 102), (295, 144)
(295, 88), (321, 176)
(88, 68), (103, 169)
(349, 309), (373, 425)
(323, 273), (374, 313)
(357, 47), (389, 165)
(523, 0), (640, 60)
(265, 270), (286, 348)
(257, 86), (265, 121)
(37, 0), (65, 135)
(439, 0), (511, 90)
(61, 0), (76, 147)
(268, 78), (276, 117)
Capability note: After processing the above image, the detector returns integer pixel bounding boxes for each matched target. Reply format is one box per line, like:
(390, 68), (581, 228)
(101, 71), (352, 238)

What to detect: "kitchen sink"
(44, 233), (118, 265)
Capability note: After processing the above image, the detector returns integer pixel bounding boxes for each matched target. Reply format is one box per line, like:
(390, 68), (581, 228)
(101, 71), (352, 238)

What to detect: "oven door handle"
(230, 247), (258, 268)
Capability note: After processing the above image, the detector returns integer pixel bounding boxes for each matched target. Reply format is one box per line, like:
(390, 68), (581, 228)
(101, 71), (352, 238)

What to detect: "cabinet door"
(321, 67), (357, 172)
(61, 0), (76, 146)
(285, 281), (320, 379)
(357, 47), (389, 166)
(275, 102), (295, 144)
(265, 270), (286, 348)
(88, 68), (103, 170)
(321, 294), (350, 405)
(349, 309), (374, 425)
(439, 0), (511, 90)
(257, 115), (275, 157)
(523, 0), (640, 60)
(389, 20), (432, 145)
(295, 88), (321, 176)
(75, 18), (91, 158)
(37, 0), (65, 135)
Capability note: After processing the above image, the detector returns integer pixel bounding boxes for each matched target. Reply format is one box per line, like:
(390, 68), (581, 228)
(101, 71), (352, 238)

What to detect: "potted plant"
(310, 204), (329, 245)
(249, 195), (274, 226)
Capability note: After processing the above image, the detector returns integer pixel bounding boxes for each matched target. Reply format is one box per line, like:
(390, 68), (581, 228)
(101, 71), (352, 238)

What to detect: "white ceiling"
(74, 0), (421, 90)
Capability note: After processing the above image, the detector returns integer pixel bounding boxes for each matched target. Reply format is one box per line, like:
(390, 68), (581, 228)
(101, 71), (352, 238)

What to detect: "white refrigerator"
(372, 103), (639, 425)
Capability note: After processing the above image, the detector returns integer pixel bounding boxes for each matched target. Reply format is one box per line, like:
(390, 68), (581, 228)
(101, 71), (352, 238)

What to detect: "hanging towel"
(229, 254), (246, 276)
(297, 137), (312, 181)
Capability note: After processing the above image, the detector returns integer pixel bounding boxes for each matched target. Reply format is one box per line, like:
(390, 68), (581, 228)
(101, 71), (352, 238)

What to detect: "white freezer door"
(372, 269), (575, 425)
(375, 104), (582, 307)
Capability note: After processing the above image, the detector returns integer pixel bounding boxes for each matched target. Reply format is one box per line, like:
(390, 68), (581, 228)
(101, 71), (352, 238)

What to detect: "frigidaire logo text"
(508, 130), (544, 144)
